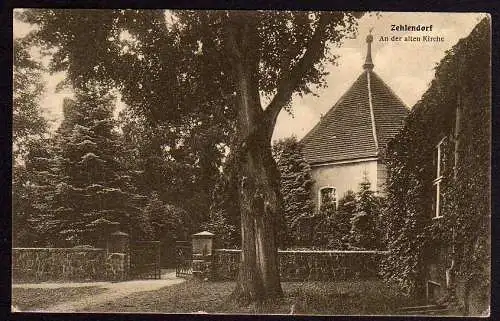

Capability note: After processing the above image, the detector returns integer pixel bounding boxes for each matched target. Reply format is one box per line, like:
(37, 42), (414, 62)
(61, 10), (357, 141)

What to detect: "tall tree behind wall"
(40, 89), (147, 245)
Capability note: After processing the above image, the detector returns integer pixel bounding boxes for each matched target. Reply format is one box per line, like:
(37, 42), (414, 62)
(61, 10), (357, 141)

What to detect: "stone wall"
(12, 248), (128, 282)
(212, 249), (388, 281)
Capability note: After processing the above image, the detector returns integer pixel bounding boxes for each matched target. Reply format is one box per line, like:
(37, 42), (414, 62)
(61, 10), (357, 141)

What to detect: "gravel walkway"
(13, 270), (185, 312)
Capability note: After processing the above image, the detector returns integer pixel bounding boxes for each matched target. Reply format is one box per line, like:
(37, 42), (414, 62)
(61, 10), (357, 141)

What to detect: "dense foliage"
(18, 9), (235, 229)
(12, 38), (48, 246)
(13, 38), (47, 160)
(140, 191), (189, 241)
(14, 89), (193, 247)
(381, 18), (490, 313)
(273, 137), (314, 246)
(271, 140), (383, 250)
(347, 175), (383, 250)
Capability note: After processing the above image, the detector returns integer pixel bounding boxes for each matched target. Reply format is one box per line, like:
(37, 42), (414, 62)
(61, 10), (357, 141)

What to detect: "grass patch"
(12, 286), (107, 311)
(84, 279), (410, 314)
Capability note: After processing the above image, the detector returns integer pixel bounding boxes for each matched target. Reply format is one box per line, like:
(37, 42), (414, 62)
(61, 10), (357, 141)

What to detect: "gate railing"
(175, 241), (192, 277)
(130, 241), (161, 279)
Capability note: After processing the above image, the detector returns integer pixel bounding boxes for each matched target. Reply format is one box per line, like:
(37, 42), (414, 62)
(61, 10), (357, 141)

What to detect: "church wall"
(310, 159), (378, 210)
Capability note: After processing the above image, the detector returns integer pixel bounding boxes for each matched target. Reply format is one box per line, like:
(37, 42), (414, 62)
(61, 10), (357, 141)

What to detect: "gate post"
(106, 231), (130, 281)
(192, 231), (214, 279)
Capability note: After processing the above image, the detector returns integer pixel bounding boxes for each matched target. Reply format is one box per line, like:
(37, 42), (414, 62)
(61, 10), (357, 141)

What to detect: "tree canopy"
(17, 9), (363, 301)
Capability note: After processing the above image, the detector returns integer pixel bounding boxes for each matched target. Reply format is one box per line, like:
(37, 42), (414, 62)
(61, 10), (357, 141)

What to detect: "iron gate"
(175, 241), (192, 277)
(130, 241), (161, 279)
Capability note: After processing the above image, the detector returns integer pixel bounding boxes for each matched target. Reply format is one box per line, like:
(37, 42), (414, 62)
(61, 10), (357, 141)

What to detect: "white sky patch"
(39, 72), (73, 131)
(13, 11), (486, 140)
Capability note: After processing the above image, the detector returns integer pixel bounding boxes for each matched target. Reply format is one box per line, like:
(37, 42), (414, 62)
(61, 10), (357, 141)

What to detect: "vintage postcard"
(12, 10), (490, 316)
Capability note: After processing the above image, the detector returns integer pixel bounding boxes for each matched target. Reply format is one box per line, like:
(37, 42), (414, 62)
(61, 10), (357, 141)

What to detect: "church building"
(301, 33), (409, 210)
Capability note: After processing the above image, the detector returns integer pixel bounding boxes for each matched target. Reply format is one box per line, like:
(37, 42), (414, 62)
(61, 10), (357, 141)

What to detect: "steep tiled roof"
(301, 69), (409, 165)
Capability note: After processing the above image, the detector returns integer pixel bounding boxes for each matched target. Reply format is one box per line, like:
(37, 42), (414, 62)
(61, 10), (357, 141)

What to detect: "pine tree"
(21, 138), (64, 246)
(47, 88), (146, 245)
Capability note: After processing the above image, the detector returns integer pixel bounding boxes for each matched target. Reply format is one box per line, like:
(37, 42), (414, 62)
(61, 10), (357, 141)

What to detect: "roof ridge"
(366, 70), (379, 152)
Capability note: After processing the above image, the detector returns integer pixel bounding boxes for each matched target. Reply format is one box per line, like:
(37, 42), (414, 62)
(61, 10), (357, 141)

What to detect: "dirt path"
(13, 270), (185, 312)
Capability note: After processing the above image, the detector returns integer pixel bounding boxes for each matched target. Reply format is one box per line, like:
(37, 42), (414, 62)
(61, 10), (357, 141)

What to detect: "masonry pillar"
(191, 231), (214, 279)
(106, 231), (130, 280)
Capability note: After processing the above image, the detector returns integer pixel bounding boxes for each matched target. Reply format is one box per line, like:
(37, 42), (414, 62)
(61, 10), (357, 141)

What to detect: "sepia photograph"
(11, 9), (491, 316)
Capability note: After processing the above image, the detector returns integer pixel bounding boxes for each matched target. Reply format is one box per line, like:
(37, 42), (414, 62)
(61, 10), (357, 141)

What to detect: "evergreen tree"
(348, 174), (382, 250)
(47, 88), (146, 245)
(14, 141), (45, 246)
(13, 38), (47, 161)
(21, 138), (64, 246)
(273, 137), (314, 246)
(325, 190), (356, 249)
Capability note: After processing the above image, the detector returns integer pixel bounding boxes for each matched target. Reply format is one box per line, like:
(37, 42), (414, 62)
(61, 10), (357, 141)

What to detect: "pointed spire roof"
(301, 33), (409, 165)
(363, 30), (374, 70)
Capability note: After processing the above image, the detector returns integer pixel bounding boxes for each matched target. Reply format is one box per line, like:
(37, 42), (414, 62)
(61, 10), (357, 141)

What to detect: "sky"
(13, 11), (487, 140)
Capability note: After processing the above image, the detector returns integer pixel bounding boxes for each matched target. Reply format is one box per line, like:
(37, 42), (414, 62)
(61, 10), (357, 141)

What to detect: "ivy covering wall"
(381, 17), (490, 314)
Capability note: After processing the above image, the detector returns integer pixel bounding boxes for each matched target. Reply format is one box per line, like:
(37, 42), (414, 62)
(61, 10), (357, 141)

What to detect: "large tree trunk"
(223, 11), (332, 302)
(229, 34), (283, 301)
(233, 137), (284, 301)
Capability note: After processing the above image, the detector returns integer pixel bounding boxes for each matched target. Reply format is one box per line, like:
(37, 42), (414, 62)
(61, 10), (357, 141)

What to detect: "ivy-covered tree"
(273, 137), (314, 246)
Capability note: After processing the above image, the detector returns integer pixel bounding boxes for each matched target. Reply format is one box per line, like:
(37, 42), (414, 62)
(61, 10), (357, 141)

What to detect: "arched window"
(319, 186), (337, 210)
